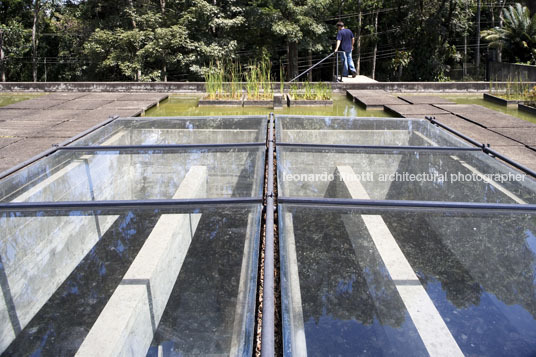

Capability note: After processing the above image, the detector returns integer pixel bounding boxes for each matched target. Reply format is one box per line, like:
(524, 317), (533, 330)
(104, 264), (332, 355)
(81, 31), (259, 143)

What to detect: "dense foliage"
(0, 0), (533, 82)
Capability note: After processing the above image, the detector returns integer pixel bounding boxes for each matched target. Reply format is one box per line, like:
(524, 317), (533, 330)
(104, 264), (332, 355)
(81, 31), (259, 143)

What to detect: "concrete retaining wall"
(3, 81), (536, 93)
(489, 62), (536, 82)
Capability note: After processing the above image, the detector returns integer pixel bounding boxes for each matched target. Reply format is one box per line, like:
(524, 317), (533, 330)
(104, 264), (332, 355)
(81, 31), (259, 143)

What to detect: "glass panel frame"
(0, 146), (266, 202)
(73, 116), (268, 146)
(0, 204), (262, 356)
(277, 146), (536, 204)
(275, 115), (472, 148)
(279, 203), (536, 357)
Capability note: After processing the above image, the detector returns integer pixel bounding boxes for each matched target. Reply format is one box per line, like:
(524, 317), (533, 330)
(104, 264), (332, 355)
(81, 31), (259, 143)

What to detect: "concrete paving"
(490, 127), (536, 147)
(385, 104), (448, 117)
(398, 95), (454, 105)
(0, 92), (168, 173)
(340, 75), (377, 83)
(434, 104), (533, 128)
(347, 90), (407, 109)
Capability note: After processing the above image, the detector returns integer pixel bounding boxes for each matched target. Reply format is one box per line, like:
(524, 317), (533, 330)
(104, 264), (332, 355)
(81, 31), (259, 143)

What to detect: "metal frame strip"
(261, 113), (276, 357)
(58, 142), (266, 151)
(278, 197), (536, 211)
(277, 143), (481, 151)
(0, 197), (262, 211)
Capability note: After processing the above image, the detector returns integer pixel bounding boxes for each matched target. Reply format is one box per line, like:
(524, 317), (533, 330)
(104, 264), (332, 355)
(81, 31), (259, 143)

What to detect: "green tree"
(481, 3), (536, 64)
(0, 21), (29, 81)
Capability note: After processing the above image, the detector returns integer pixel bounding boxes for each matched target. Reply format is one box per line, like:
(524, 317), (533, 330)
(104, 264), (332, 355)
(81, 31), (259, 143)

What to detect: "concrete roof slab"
(347, 90), (388, 98)
(0, 138), (20, 149)
(490, 127), (536, 146)
(4, 98), (64, 110)
(385, 104), (447, 116)
(80, 93), (128, 100)
(0, 138), (56, 160)
(43, 92), (89, 100)
(431, 114), (478, 129)
(398, 95), (455, 105)
(116, 93), (168, 102)
(98, 101), (156, 111)
(51, 99), (114, 110)
(0, 109), (38, 120)
(435, 104), (534, 128)
(353, 96), (408, 109)
(84, 108), (142, 120)
(491, 146), (536, 172)
(452, 124), (524, 147)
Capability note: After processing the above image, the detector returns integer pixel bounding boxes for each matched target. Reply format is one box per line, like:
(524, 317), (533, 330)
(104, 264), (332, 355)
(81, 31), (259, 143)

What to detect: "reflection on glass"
(74, 116), (268, 146)
(280, 205), (536, 356)
(276, 116), (471, 147)
(0, 205), (261, 356)
(0, 147), (265, 202)
(278, 147), (536, 204)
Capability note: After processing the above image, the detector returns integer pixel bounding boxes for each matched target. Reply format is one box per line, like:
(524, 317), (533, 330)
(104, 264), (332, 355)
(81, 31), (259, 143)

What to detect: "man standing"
(334, 21), (357, 78)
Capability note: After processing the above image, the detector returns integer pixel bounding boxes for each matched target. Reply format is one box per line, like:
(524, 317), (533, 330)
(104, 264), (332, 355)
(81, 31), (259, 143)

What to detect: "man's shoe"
(351, 71), (357, 78)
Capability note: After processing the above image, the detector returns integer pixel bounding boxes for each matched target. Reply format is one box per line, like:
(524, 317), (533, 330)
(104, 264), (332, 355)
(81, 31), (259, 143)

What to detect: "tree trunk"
(307, 49), (312, 81)
(32, 0), (40, 82)
(464, 34), (467, 76)
(356, 0), (362, 75)
(497, 1), (507, 63)
(476, 0), (481, 70)
(463, 1), (468, 76)
(288, 41), (298, 80)
(160, 0), (165, 14)
(371, 9), (379, 80)
(0, 29), (5, 82)
(163, 64), (167, 82)
(128, 0), (137, 28)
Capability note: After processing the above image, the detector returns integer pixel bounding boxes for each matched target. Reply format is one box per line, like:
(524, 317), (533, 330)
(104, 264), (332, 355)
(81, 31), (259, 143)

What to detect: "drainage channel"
(255, 113), (281, 356)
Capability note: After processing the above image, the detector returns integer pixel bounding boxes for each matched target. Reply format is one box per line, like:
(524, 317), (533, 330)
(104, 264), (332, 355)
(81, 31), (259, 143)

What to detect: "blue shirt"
(336, 28), (354, 52)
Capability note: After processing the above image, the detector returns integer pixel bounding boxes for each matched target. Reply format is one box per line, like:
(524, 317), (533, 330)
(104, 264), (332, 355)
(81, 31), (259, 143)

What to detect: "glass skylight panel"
(74, 116), (267, 146)
(276, 116), (471, 147)
(0, 147), (265, 202)
(280, 205), (536, 356)
(278, 147), (536, 204)
(0, 205), (261, 356)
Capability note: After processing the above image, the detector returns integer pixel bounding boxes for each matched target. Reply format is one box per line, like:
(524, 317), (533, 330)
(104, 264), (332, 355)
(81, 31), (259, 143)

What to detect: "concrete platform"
(347, 90), (387, 98)
(490, 127), (536, 147)
(398, 95), (454, 105)
(6, 98), (64, 110)
(339, 75), (377, 83)
(384, 104), (448, 117)
(447, 123), (524, 147)
(491, 146), (536, 171)
(347, 90), (407, 109)
(52, 99), (114, 110)
(0, 92), (169, 173)
(431, 114), (477, 128)
(435, 104), (534, 128)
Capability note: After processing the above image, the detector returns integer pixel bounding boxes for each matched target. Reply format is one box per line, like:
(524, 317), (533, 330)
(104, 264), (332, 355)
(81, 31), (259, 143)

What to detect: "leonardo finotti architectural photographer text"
(283, 171), (526, 184)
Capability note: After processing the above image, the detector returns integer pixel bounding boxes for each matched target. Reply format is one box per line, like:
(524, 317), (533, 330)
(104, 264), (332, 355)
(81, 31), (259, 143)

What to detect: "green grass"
(0, 93), (44, 107)
(288, 82), (332, 100)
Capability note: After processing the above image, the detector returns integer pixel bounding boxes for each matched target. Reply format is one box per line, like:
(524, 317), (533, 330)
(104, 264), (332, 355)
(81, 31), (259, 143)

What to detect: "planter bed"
(243, 98), (273, 107)
(483, 93), (524, 107)
(286, 94), (333, 106)
(518, 103), (536, 115)
(198, 99), (243, 106)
